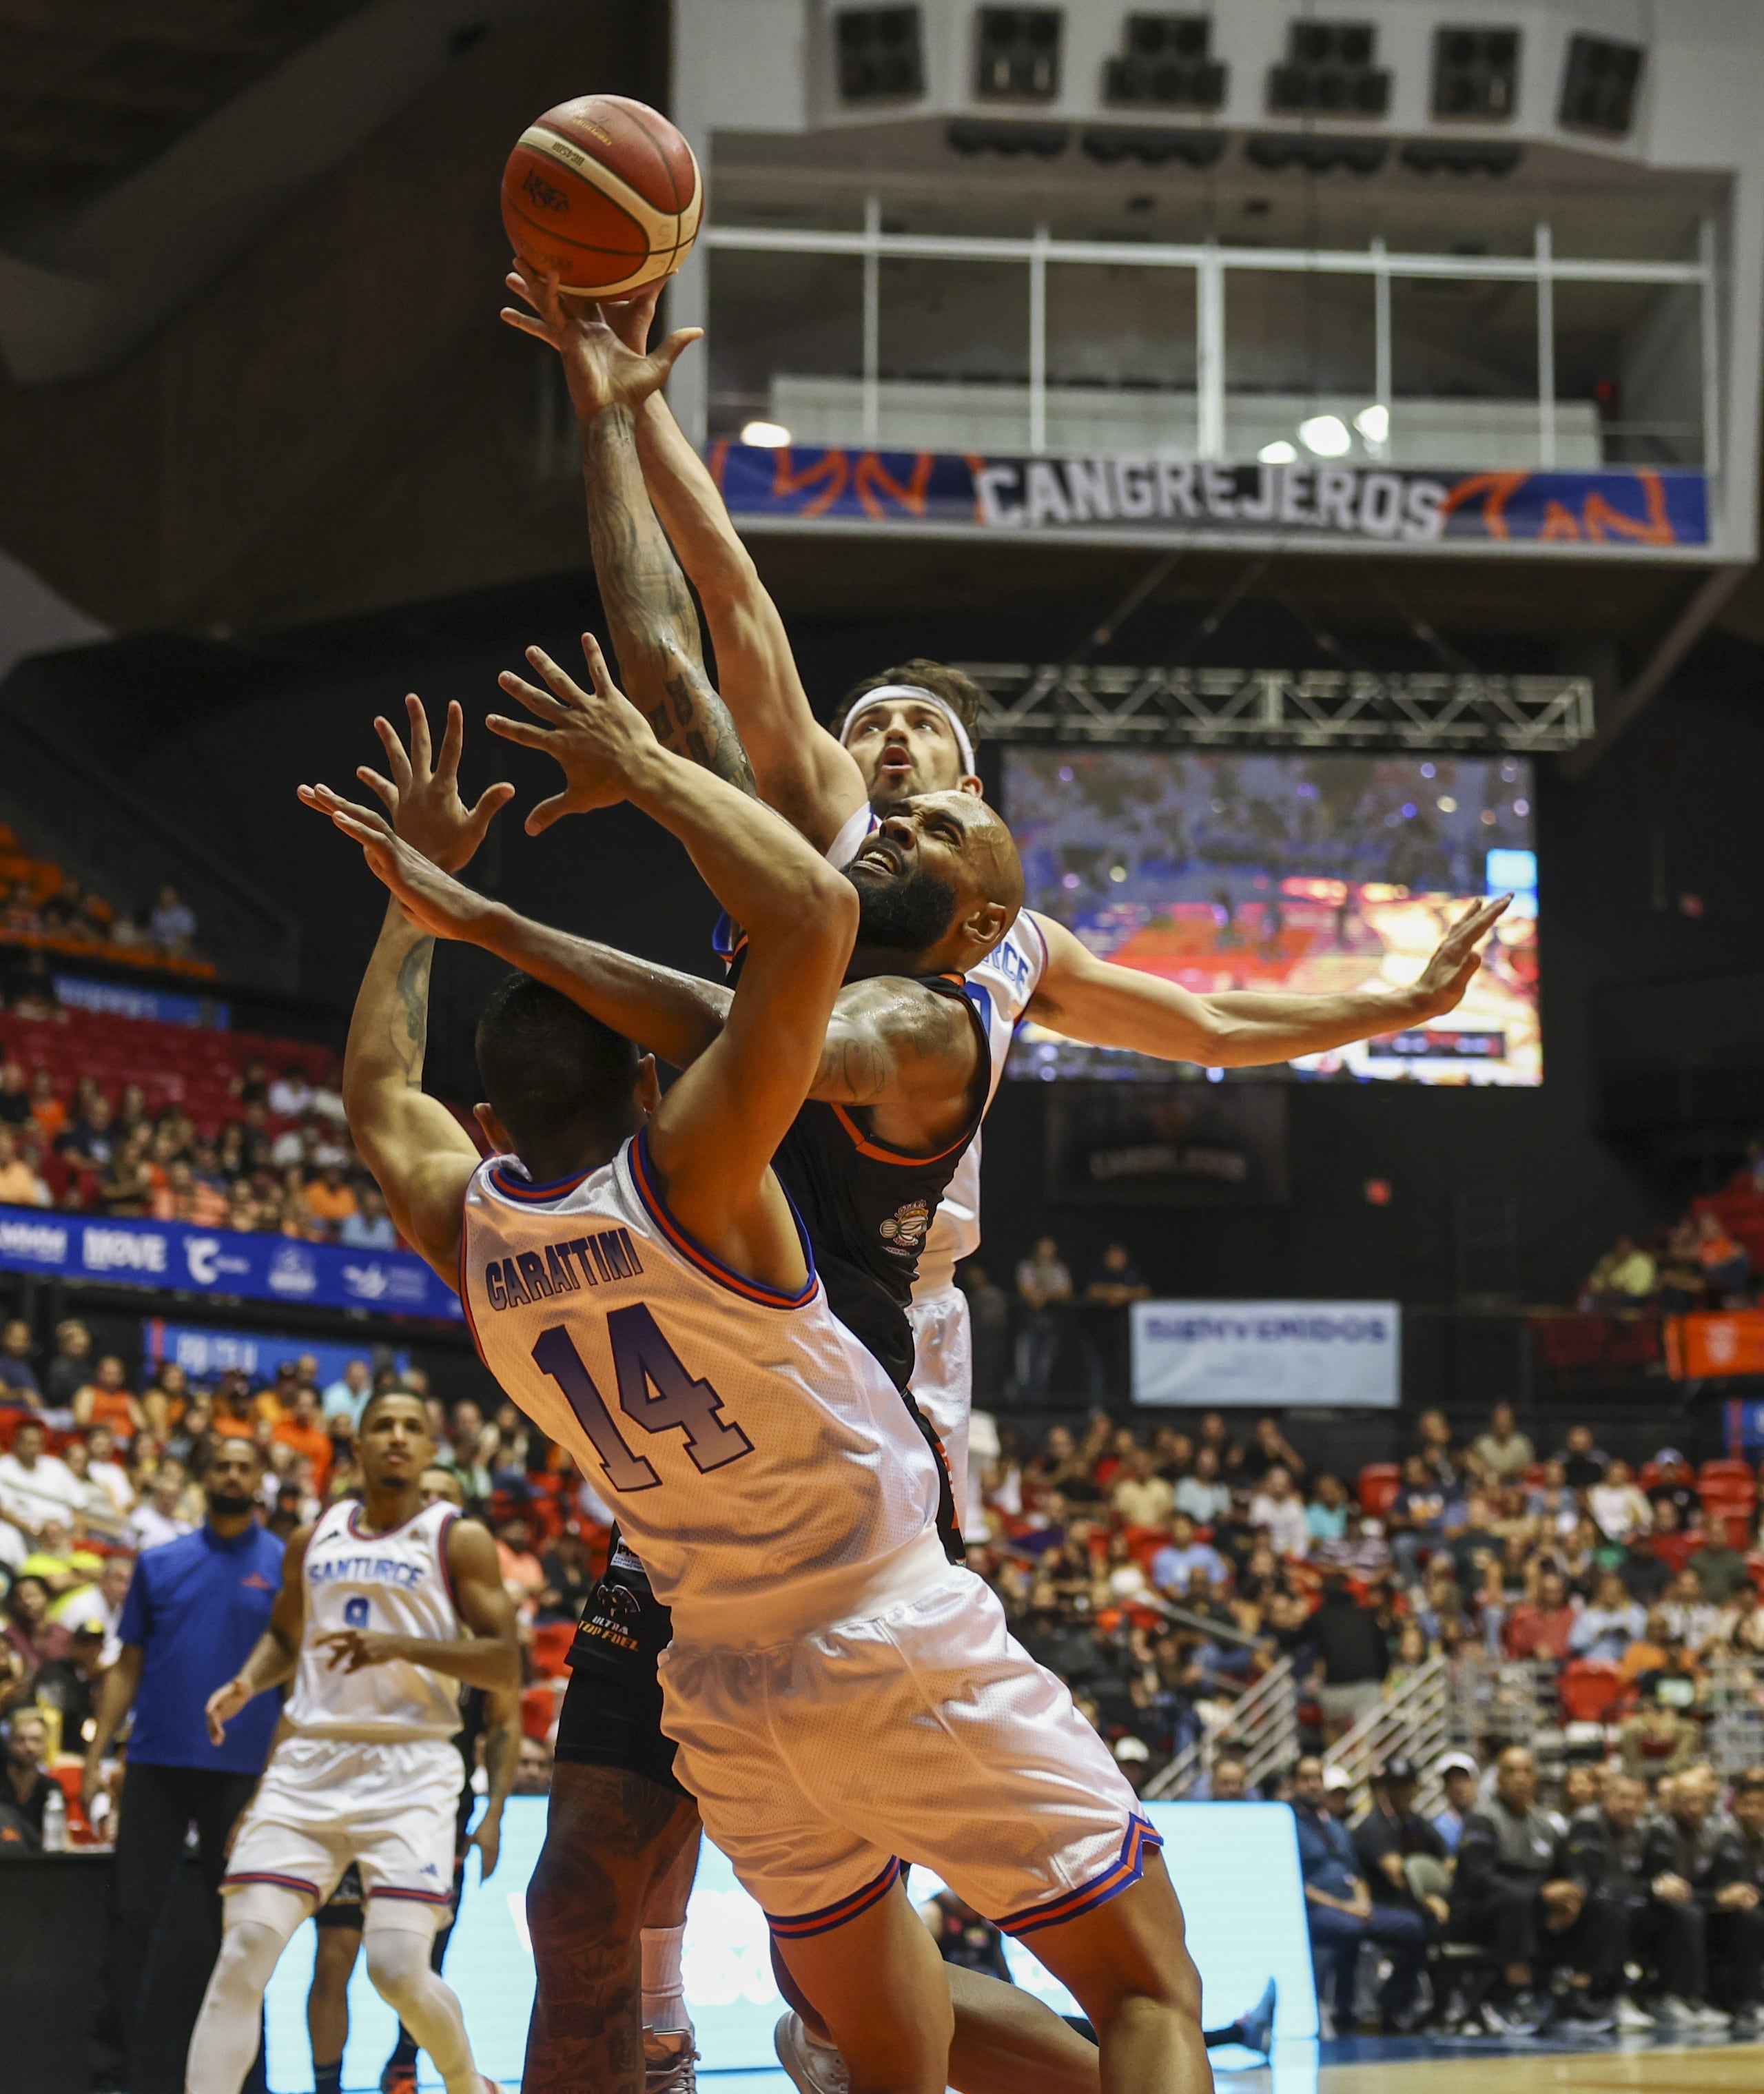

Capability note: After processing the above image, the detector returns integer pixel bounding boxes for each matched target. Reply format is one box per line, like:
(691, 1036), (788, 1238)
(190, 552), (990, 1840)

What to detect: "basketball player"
(186, 1390), (521, 2094)
(303, 1464), (514, 2094)
(500, 271), (1508, 2090)
(300, 641), (1213, 2094)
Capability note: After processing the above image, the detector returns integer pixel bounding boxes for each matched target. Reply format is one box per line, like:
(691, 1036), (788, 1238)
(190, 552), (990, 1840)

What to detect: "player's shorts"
(223, 1735), (461, 1920)
(553, 1535), (689, 1798)
(906, 1284), (973, 1516)
(659, 1559), (1159, 1940)
(314, 1861), (365, 1930)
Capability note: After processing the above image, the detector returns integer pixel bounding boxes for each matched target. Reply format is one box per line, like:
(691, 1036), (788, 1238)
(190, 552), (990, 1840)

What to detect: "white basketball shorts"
(659, 1563), (1160, 1940)
(907, 1284), (973, 1515)
(223, 1735), (460, 1920)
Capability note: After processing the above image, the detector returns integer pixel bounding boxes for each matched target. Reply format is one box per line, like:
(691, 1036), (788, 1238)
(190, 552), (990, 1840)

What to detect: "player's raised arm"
(487, 635), (856, 1288)
(298, 697), (512, 1281)
(1026, 894), (1511, 1066)
(503, 269), (755, 795)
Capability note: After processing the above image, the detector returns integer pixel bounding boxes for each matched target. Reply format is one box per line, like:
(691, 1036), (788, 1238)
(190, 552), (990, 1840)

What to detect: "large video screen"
(1006, 749), (1539, 1084)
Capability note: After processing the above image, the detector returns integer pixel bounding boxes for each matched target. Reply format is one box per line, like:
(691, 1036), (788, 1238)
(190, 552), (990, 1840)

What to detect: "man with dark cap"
(1354, 1758), (1453, 1938)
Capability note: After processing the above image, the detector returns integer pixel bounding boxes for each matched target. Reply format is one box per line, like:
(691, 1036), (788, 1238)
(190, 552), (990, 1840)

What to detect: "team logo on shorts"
(879, 1199), (930, 1258)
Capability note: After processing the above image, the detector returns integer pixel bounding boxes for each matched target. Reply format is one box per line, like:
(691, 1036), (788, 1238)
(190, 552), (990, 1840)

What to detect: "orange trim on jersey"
(628, 1132), (817, 1311)
(828, 1100), (975, 1168)
(766, 1857), (903, 1938)
(370, 1885), (455, 1907)
(998, 1816), (1162, 1937)
(224, 1870), (320, 1902)
(457, 1224), (489, 1367)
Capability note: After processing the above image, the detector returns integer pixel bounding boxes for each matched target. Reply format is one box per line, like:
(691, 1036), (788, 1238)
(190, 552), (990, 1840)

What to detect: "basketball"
(501, 94), (702, 300)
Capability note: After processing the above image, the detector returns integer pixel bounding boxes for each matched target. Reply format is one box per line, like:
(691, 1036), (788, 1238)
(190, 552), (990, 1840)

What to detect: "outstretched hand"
(344, 694), (513, 873)
(501, 263), (699, 421)
(486, 632), (664, 834)
(1406, 894), (1512, 1018)
(295, 782), (496, 942)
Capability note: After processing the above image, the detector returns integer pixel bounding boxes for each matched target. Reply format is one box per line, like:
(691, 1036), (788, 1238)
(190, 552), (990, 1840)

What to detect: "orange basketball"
(502, 94), (702, 300)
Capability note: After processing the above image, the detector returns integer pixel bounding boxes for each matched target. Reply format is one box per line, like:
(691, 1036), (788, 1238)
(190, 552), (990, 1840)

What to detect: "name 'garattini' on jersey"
(287, 1497), (464, 1741)
(458, 1132), (942, 1638)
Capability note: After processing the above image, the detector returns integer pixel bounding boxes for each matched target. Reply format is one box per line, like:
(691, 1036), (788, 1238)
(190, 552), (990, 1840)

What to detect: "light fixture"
(1353, 402), (1389, 443)
(1298, 413), (1351, 457)
(741, 420), (792, 448)
(1258, 439), (1298, 464)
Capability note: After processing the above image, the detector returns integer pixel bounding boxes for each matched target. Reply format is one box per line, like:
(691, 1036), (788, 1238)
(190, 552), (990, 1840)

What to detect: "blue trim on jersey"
(998, 1815), (1163, 1937)
(963, 978), (995, 1033)
(766, 1856), (903, 1938)
(626, 1130), (819, 1311)
(488, 1158), (594, 1204)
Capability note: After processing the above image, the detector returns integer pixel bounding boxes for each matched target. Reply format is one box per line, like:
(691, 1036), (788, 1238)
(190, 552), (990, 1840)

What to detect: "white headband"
(837, 684), (976, 779)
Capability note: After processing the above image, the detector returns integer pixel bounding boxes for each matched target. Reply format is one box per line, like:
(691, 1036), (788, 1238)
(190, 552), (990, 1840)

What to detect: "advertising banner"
(145, 1321), (407, 1393)
(0, 1204), (462, 1322)
(1045, 1085), (1289, 1205)
(52, 973), (230, 1028)
(1133, 1298), (1400, 1408)
(1665, 1308), (1764, 1380)
(713, 442), (1708, 550)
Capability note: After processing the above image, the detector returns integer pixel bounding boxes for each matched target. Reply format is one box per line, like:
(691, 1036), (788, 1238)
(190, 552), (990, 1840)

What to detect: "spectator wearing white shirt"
(54, 1553), (134, 1667)
(81, 1425), (134, 1519)
(1249, 1464), (1311, 1558)
(1173, 1444), (1232, 1525)
(1660, 1565), (1723, 1653)
(0, 1418), (85, 1540)
(127, 1459), (195, 1553)
(0, 1127), (51, 1207)
(340, 1183), (398, 1249)
(1150, 1512), (1228, 1597)
(266, 1067), (313, 1119)
(1589, 1458), (1653, 1544)
(147, 883), (197, 952)
(322, 1358), (372, 1426)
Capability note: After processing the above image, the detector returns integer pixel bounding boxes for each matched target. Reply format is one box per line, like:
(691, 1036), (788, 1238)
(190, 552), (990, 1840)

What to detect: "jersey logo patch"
(879, 1199), (930, 1258)
(240, 1572), (274, 1590)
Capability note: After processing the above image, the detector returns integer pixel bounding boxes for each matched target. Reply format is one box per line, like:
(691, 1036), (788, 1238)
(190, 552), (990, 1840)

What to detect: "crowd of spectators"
(0, 821), (204, 970)
(1581, 1148), (1764, 1317)
(0, 987), (400, 1237)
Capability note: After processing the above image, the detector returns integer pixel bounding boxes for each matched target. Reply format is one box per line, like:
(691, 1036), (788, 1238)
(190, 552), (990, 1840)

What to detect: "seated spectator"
(1305, 1472), (1351, 1548)
(1415, 1407), (1463, 1488)
(302, 1161), (358, 1235)
(1449, 1745), (1622, 2031)
(1590, 1459), (1652, 1545)
(1173, 1444), (1231, 1526)
(1570, 1570), (1648, 1663)
(148, 882), (196, 953)
(1111, 1448), (1175, 1530)
(1657, 1223), (1705, 1313)
(0, 1127), (50, 1207)
(3, 1574), (70, 1673)
(438, 1397), (493, 1503)
(1249, 1465), (1310, 1558)
(1694, 1210), (1751, 1299)
(0, 1418), (83, 1539)
(55, 1552), (132, 1663)
(1355, 1756), (1453, 1928)
(0, 1058), (29, 1127)
(1311, 1509), (1391, 1581)
(73, 1355), (145, 1446)
(1617, 1691), (1701, 1783)
(1239, 1417), (1307, 1486)
(322, 1358), (372, 1427)
(0, 1320), (41, 1408)
(0, 1706), (54, 1847)
(1432, 1752), (1480, 1854)
(271, 1386), (332, 1495)
(1618, 1526), (1674, 1606)
(536, 1525), (597, 1623)
(1661, 1566), (1723, 1653)
(32, 1617), (108, 1745)
(1585, 1234), (1658, 1308)
(1557, 1423), (1610, 1491)
(1150, 1512), (1227, 1598)
(57, 1091), (119, 1175)
(1710, 1769), (1764, 2031)
(1504, 1566), (1580, 1662)
(340, 1182), (397, 1249)
(138, 1363), (189, 1444)
(1692, 1527), (1755, 1608)
(1293, 1754), (1428, 2032)
(1388, 1455), (1451, 1585)
(1647, 1450), (1701, 1532)
(1556, 1769), (1659, 2029)
(1471, 1402), (1535, 1484)
(495, 1517), (546, 1612)
(127, 1459), (194, 1552)
(1640, 1765), (1736, 2027)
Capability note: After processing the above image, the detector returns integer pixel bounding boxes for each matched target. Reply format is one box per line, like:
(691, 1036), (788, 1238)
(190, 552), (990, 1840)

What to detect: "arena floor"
(692, 2033), (1764, 2094)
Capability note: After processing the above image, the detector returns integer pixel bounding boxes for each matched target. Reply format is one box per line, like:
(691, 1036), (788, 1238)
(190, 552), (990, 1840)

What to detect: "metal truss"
(958, 664), (1594, 749)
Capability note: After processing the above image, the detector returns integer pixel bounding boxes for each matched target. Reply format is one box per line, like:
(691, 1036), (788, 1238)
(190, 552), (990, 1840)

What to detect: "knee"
(363, 1929), (431, 2011)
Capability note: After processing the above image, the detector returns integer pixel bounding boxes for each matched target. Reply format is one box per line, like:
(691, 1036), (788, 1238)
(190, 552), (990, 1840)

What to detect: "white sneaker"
(774, 2012), (851, 2094)
(1694, 2003), (1733, 2031)
(1653, 1995), (1700, 2027)
(1614, 1995), (1657, 2033)
(644, 2035), (699, 2093)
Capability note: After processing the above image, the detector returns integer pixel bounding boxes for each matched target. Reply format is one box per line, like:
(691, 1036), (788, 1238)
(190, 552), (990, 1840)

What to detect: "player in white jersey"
(300, 654), (1213, 2093)
(185, 1390), (520, 2094)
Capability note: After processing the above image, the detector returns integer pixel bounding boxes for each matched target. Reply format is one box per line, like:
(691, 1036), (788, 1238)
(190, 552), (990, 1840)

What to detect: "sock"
(314, 2064), (343, 2094)
(365, 1927), (477, 2094)
(641, 1924), (692, 2046)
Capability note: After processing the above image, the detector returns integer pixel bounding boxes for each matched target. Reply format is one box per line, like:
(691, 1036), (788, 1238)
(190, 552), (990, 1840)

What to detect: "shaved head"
(846, 791), (1023, 975)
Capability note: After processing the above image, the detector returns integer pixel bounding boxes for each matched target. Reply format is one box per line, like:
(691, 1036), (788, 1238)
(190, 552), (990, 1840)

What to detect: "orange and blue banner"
(710, 443), (1708, 548)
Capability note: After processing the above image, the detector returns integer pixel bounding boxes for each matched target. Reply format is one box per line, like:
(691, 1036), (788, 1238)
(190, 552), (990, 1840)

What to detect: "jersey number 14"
(533, 1304), (755, 1492)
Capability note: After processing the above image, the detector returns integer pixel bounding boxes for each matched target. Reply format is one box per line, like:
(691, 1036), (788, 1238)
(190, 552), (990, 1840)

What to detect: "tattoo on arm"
(391, 935), (435, 1089)
(582, 407), (757, 797)
(814, 982), (970, 1104)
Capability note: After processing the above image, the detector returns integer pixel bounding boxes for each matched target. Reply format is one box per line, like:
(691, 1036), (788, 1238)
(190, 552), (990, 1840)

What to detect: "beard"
(844, 860), (958, 957)
(205, 1486), (258, 1518)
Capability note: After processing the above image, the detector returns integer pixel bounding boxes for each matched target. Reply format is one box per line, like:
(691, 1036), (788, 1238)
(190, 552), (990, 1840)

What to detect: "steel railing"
(1143, 1654), (1297, 1800)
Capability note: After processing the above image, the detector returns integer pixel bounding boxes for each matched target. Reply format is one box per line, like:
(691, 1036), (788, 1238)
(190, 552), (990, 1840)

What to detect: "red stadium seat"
(1357, 1464), (1401, 1517)
(1559, 1660), (1627, 1723)
(1701, 1459), (1757, 1493)
(529, 1621), (576, 1679)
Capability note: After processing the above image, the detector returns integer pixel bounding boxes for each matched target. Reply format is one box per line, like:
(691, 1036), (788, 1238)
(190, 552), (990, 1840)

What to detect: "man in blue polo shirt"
(1293, 1754), (1427, 2034)
(83, 1437), (283, 2089)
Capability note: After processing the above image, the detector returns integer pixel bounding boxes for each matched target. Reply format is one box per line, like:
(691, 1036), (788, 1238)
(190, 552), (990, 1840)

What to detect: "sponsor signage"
(51, 972), (230, 1027)
(713, 444), (1708, 550)
(1666, 1308), (1764, 1381)
(1133, 1297), (1401, 1408)
(146, 1321), (407, 1393)
(0, 1204), (461, 1322)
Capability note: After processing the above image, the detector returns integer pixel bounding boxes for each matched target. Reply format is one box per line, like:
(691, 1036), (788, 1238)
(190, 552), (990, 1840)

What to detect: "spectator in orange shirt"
(212, 1375), (259, 1441)
(26, 1071), (66, 1144)
(496, 1516), (546, 1615)
(254, 1361), (304, 1428)
(73, 1357), (146, 1446)
(0, 1129), (50, 1207)
(271, 1386), (332, 1497)
(151, 1160), (230, 1227)
(302, 1163), (358, 1235)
